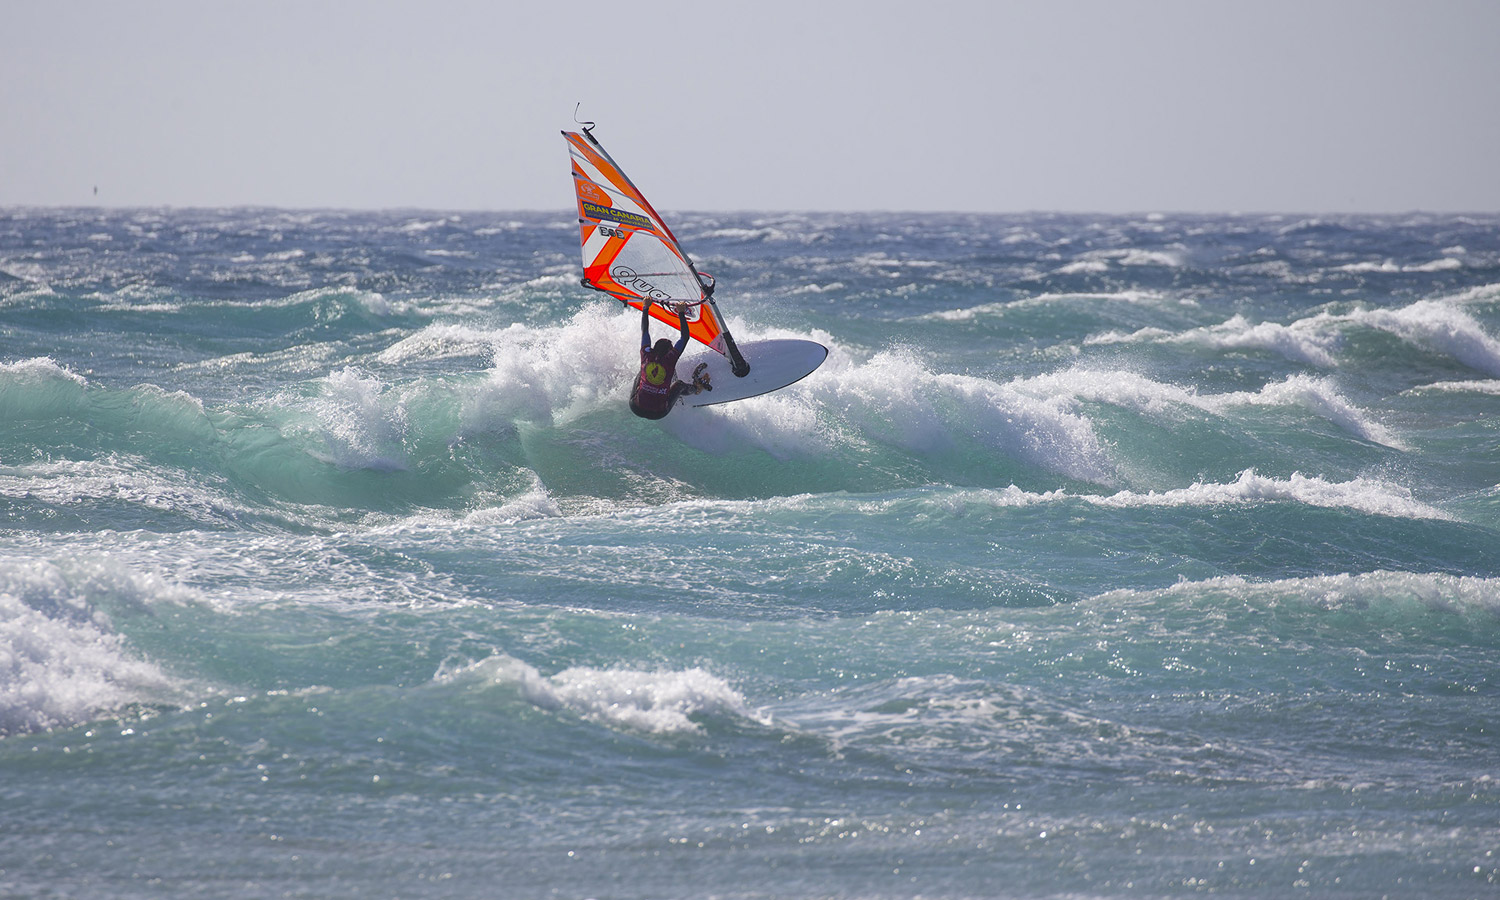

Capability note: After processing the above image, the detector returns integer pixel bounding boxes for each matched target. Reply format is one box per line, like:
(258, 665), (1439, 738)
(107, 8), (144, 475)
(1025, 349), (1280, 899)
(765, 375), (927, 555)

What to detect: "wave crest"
(0, 558), (190, 736)
(959, 468), (1452, 521)
(437, 654), (757, 735)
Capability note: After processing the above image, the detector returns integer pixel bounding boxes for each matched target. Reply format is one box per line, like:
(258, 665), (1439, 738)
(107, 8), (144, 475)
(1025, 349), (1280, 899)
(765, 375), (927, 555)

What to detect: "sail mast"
(697, 284), (751, 379)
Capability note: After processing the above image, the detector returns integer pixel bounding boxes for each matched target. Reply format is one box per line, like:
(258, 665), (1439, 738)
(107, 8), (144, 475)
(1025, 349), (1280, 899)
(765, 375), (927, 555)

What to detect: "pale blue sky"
(5, 0), (1497, 212)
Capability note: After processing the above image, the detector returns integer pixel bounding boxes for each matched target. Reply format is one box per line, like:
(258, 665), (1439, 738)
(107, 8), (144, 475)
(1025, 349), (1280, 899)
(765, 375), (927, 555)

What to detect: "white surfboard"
(679, 339), (828, 407)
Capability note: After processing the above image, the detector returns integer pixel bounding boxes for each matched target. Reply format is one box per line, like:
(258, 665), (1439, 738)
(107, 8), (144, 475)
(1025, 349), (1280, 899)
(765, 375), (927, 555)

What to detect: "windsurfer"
(629, 300), (710, 419)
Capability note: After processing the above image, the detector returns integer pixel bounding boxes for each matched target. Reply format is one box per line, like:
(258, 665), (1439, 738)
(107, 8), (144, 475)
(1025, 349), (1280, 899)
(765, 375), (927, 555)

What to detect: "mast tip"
(573, 103), (595, 136)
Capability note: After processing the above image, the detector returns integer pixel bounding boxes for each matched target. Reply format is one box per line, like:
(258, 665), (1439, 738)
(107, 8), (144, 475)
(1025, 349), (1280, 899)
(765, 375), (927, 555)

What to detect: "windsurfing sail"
(564, 127), (750, 376)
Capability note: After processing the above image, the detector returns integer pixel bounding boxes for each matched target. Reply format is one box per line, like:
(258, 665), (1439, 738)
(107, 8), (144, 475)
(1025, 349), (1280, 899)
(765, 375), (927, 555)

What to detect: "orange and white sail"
(563, 128), (745, 370)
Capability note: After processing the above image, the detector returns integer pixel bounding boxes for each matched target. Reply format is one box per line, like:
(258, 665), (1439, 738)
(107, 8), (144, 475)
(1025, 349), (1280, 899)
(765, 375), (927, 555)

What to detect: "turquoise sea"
(2, 207), (1498, 898)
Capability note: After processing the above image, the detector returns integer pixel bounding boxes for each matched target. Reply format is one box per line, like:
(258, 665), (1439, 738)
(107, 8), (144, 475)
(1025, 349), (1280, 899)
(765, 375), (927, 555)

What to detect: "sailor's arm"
(673, 302), (690, 352)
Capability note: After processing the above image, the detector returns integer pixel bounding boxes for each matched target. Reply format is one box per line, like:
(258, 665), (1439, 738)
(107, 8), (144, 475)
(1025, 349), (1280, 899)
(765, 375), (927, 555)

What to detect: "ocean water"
(2, 206), (1499, 899)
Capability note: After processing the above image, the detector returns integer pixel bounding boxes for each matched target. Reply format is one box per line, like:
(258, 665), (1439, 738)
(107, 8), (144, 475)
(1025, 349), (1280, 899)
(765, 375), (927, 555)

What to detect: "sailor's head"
(652, 338), (672, 355)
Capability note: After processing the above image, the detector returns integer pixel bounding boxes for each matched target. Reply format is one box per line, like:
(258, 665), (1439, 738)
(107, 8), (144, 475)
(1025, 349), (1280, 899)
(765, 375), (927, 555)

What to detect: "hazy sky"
(5, 0), (1498, 213)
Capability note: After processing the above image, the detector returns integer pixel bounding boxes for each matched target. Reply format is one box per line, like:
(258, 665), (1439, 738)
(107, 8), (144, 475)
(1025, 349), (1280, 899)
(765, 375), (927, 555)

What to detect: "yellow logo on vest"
(645, 362), (668, 386)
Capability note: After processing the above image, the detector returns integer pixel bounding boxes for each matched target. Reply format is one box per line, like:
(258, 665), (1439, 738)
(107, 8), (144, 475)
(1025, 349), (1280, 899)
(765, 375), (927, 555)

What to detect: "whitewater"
(2, 208), (1498, 898)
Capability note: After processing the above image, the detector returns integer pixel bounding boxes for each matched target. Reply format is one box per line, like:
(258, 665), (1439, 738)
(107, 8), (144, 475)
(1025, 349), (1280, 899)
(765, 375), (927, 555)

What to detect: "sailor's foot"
(692, 362), (712, 391)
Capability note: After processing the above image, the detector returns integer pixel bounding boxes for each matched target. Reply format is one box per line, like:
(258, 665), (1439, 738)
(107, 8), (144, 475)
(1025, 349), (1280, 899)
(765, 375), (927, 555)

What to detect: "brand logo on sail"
(577, 181), (607, 204)
(611, 266), (674, 302)
(582, 201), (652, 232)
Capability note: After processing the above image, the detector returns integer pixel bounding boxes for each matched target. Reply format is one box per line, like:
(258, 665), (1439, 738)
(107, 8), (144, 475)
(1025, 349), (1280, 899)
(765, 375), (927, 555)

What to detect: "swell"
(2, 290), (1486, 534)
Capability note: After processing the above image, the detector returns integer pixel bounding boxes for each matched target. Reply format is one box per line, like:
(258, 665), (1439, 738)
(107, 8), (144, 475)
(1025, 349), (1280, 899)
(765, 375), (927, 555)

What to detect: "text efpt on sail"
(562, 125), (827, 407)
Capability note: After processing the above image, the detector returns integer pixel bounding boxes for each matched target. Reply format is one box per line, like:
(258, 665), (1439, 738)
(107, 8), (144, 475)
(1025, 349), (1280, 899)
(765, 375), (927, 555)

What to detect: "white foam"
(94, 295), (184, 313)
(1211, 374), (1404, 448)
(1336, 257), (1464, 273)
(397, 216), (457, 233)
(1054, 259), (1110, 275)
(1010, 368), (1200, 415)
(854, 252), (943, 271)
(473, 221), (534, 237)
(784, 674), (1030, 750)
(301, 367), (411, 471)
(1207, 316), (1339, 367)
(1100, 570), (1500, 617)
(460, 481), (564, 526)
(1095, 469), (1449, 519)
(1071, 248), (1186, 268)
(790, 347), (1117, 484)
(0, 264), (56, 290)
(1089, 314), (1341, 368)
(1343, 299), (1500, 377)
(255, 285), (415, 318)
(460, 304), (641, 431)
(1276, 217), (1329, 235)
(1084, 326), (1176, 346)
(701, 226), (782, 241)
(1086, 296), (1500, 377)
(926, 289), (1173, 323)
(786, 282), (846, 295)
(1403, 379), (1500, 396)
(0, 455), (252, 524)
(1118, 248), (1186, 267)
(1008, 368), (1403, 448)
(956, 468), (1452, 521)
(375, 322), (522, 364)
(671, 385), (833, 462)
(1442, 282), (1500, 305)
(0, 558), (189, 735)
(0, 356), (88, 386)
(439, 654), (757, 735)
(1031, 289), (1171, 307)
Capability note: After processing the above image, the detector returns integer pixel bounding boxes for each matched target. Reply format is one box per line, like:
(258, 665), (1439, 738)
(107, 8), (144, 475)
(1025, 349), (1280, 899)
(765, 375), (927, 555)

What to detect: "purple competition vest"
(632, 344), (683, 415)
